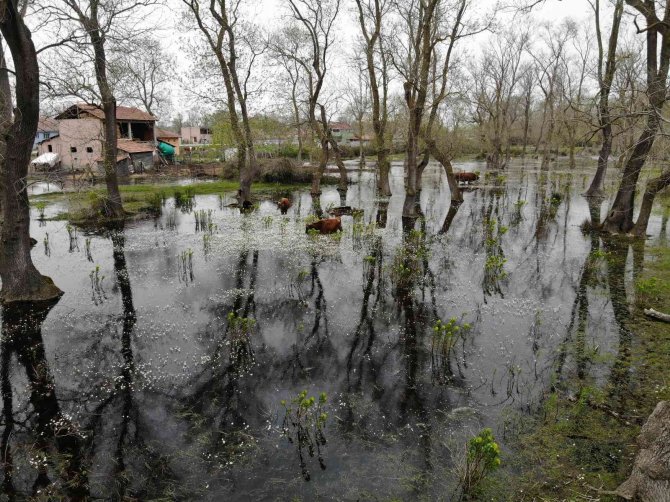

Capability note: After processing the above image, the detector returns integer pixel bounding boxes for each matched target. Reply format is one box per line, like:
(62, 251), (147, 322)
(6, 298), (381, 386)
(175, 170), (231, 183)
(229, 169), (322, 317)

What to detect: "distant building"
(181, 126), (213, 144)
(348, 134), (372, 148)
(34, 117), (59, 149)
(156, 127), (181, 155)
(328, 122), (354, 143)
(37, 103), (157, 173)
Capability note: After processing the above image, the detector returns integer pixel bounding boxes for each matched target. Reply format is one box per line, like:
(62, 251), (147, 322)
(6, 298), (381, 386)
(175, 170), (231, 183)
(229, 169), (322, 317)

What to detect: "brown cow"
(278, 197), (292, 214)
(306, 216), (342, 234)
(454, 172), (479, 184)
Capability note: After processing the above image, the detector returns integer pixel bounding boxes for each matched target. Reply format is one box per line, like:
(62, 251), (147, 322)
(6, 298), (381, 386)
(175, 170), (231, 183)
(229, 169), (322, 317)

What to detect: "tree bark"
(631, 167), (670, 237)
(585, 0), (624, 197)
(0, 0), (62, 304)
(88, 7), (124, 218)
(602, 112), (660, 233)
(603, 1), (670, 233)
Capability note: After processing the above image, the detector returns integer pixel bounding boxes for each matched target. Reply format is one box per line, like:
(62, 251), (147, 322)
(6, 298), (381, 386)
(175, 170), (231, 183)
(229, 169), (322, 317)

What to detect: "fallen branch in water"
(643, 308), (670, 323)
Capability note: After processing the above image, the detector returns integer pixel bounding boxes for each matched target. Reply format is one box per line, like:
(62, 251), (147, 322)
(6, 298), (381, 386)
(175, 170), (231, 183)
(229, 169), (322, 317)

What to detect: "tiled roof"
(95, 153), (130, 163)
(329, 122), (352, 130)
(117, 140), (155, 154)
(155, 127), (180, 138)
(57, 103), (156, 122)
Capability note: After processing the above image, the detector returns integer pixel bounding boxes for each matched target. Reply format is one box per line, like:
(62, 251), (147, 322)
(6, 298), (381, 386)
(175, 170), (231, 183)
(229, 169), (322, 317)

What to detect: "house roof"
(155, 127), (180, 138)
(37, 117), (59, 132)
(56, 103), (156, 122)
(117, 140), (155, 154)
(329, 122), (352, 130)
(95, 153), (130, 163)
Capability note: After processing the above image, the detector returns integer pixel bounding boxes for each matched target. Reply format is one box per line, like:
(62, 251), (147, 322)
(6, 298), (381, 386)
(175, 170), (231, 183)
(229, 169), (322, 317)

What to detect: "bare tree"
(355, 0), (392, 195)
(42, 0), (158, 218)
(343, 62), (371, 168)
(272, 25), (309, 162)
(603, 0), (670, 234)
(114, 37), (172, 118)
(285, 0), (349, 195)
(584, 0), (624, 196)
(181, 0), (262, 205)
(531, 20), (575, 169)
(471, 29), (529, 170)
(393, 0), (486, 215)
(0, 0), (62, 303)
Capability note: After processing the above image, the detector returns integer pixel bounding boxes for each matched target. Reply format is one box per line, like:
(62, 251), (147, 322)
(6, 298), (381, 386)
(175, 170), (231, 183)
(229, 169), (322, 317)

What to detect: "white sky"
(31, 0), (615, 123)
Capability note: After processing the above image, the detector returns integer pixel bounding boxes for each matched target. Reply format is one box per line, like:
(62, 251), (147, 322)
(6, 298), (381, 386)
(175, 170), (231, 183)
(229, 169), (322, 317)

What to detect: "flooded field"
(2, 160), (664, 499)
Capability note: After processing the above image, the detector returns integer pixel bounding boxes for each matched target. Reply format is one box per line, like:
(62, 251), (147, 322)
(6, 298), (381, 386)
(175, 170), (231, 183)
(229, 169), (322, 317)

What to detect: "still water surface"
(2, 160), (663, 499)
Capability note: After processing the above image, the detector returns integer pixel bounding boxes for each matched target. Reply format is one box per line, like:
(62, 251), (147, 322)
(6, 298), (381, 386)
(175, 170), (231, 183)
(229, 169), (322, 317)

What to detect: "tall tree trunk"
(0, 2), (62, 303)
(602, 112), (660, 233)
(521, 95), (531, 157)
(89, 23), (124, 218)
(585, 0), (624, 197)
(632, 167), (670, 237)
(427, 140), (463, 203)
(311, 140), (329, 195)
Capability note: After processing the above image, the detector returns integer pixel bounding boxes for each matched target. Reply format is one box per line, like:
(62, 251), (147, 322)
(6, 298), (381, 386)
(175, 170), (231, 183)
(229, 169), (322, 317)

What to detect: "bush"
(461, 428), (501, 497)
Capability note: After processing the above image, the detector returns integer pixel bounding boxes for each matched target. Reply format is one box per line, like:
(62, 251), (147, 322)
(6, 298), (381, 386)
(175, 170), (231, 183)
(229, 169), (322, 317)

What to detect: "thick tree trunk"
(330, 141), (349, 192)
(602, 113), (659, 233)
(377, 147), (391, 196)
(311, 141), (328, 195)
(89, 22), (124, 218)
(585, 0), (623, 196)
(0, 2), (62, 303)
(585, 126), (612, 197)
(427, 139), (463, 203)
(632, 167), (670, 237)
(615, 401), (670, 500)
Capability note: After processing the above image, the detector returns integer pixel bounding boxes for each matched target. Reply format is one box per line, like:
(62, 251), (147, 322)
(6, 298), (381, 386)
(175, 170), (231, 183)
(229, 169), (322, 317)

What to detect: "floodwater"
(1, 160), (665, 500)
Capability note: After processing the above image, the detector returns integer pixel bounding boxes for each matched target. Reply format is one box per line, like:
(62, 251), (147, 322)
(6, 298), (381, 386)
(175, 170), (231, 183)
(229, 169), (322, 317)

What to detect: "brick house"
(38, 103), (157, 173)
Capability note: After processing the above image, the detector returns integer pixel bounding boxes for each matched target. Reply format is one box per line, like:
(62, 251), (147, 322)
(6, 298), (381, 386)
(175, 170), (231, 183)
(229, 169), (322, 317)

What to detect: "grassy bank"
(31, 179), (329, 224)
(499, 242), (670, 500)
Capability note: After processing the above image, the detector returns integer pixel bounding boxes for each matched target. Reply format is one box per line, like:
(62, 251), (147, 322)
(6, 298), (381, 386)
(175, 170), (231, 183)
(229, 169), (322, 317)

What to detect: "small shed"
(155, 127), (181, 155)
(96, 153), (131, 177)
(117, 140), (155, 173)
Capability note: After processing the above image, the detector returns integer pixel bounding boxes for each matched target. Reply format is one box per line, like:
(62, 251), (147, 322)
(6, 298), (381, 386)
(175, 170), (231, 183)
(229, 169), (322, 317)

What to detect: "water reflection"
(10, 160), (665, 498)
(1, 300), (89, 499)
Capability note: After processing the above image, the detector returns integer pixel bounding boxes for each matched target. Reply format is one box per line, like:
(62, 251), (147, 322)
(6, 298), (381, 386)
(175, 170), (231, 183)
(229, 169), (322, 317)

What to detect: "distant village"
(31, 103), (372, 174)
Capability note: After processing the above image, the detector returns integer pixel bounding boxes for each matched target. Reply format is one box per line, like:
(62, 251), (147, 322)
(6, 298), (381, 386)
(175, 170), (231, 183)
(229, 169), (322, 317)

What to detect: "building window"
(70, 146), (77, 153)
(86, 146), (93, 153)
(48, 145), (53, 152)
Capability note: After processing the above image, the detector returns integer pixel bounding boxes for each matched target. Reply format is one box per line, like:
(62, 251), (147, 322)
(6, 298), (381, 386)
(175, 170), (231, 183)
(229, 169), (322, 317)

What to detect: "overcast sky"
(32, 0), (612, 123)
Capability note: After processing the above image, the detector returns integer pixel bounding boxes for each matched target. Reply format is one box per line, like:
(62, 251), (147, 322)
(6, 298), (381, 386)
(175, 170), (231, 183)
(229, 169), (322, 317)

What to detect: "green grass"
(498, 244), (670, 501)
(31, 180), (316, 224)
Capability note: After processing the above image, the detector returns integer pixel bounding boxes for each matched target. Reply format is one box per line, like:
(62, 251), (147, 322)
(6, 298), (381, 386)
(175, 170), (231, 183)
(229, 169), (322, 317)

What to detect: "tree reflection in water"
(1, 300), (89, 499)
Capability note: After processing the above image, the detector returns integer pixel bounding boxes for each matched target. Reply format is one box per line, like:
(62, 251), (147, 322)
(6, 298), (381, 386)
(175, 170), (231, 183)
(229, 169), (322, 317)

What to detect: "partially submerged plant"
(66, 224), (79, 252)
(195, 209), (215, 233)
(227, 311), (256, 371)
(89, 265), (106, 305)
(178, 248), (194, 283)
(483, 218), (507, 296)
(85, 237), (93, 262)
(43, 232), (50, 257)
(34, 201), (47, 220)
(431, 317), (471, 384)
(460, 428), (501, 497)
(281, 390), (328, 481)
(174, 187), (196, 212)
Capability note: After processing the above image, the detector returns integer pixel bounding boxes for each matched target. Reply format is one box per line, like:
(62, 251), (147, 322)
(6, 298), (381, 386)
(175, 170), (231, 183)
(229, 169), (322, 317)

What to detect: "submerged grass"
(499, 244), (670, 501)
